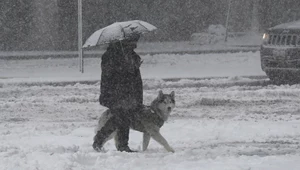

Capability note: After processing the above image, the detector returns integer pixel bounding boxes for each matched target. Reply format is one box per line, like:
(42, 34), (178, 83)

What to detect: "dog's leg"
(104, 131), (116, 144)
(148, 129), (174, 153)
(113, 130), (119, 149)
(142, 133), (151, 151)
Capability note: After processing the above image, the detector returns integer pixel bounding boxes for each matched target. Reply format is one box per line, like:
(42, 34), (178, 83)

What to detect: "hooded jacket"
(99, 41), (143, 110)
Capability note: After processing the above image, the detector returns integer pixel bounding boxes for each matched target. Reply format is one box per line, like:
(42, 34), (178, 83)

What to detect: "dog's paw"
(167, 147), (175, 153)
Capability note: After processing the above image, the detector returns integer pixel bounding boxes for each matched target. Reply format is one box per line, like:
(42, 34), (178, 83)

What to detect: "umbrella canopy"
(83, 20), (157, 48)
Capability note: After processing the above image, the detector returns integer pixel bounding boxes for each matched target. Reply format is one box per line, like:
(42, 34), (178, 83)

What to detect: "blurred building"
(0, 0), (299, 51)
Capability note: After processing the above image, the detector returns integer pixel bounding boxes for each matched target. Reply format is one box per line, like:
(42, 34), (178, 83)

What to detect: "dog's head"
(152, 90), (175, 120)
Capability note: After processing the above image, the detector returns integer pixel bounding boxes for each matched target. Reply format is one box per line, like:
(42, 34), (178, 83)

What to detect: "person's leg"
(112, 108), (136, 152)
(115, 106), (144, 152)
(116, 121), (132, 152)
(93, 116), (117, 152)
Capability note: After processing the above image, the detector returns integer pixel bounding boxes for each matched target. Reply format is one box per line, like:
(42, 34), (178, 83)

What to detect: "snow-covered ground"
(0, 51), (264, 84)
(1, 51), (300, 170)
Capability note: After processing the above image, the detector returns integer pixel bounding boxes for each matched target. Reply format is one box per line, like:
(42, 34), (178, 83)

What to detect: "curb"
(0, 75), (268, 87)
(0, 48), (260, 60)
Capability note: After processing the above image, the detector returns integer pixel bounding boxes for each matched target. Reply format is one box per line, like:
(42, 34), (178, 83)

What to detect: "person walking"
(93, 34), (143, 152)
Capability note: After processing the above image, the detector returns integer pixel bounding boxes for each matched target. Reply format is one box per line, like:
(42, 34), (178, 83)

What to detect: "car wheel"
(267, 71), (300, 85)
(266, 71), (288, 85)
(287, 73), (300, 84)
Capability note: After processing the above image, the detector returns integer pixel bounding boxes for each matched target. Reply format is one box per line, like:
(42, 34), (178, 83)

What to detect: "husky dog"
(94, 90), (175, 152)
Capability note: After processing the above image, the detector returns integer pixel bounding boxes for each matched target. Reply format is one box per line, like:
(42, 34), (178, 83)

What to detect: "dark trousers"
(93, 108), (133, 151)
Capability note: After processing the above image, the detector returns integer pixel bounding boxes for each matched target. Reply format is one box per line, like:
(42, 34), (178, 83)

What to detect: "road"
(1, 76), (300, 169)
(0, 50), (264, 84)
(0, 40), (259, 60)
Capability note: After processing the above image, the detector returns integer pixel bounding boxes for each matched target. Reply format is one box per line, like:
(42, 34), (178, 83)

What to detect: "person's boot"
(93, 140), (103, 152)
(115, 121), (136, 152)
(117, 145), (136, 152)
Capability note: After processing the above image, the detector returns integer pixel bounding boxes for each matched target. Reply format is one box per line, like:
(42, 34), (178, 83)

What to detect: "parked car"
(261, 20), (300, 84)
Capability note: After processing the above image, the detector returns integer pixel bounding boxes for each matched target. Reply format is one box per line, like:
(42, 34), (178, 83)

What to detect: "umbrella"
(83, 20), (157, 48)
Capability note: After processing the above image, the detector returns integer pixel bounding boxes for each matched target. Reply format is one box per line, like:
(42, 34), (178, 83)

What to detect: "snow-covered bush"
(190, 24), (226, 45)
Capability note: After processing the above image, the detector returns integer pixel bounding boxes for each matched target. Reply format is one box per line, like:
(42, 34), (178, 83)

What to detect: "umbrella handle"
(119, 40), (126, 60)
(139, 60), (143, 67)
(120, 25), (126, 39)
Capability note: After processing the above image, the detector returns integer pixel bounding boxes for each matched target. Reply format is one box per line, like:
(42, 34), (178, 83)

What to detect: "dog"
(94, 90), (175, 152)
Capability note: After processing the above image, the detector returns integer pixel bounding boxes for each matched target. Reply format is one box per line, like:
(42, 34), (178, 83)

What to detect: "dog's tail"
(94, 109), (112, 134)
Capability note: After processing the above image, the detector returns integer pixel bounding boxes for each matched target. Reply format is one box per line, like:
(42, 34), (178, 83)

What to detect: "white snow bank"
(0, 51), (265, 84)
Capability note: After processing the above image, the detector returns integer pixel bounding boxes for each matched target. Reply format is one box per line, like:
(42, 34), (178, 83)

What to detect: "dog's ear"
(170, 91), (175, 99)
(158, 90), (164, 99)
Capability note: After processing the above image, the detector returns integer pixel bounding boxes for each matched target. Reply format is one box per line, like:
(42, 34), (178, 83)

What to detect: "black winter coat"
(99, 42), (143, 110)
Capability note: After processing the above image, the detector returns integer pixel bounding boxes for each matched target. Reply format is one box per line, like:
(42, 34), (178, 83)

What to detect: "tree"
(57, 0), (77, 50)
(0, 0), (34, 50)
